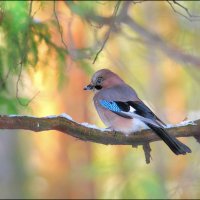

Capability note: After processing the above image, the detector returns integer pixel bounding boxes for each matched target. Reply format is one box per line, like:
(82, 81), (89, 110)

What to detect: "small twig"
(92, 28), (112, 64)
(15, 1), (39, 107)
(53, 0), (68, 49)
(16, 62), (24, 105)
(15, 1), (33, 106)
(143, 143), (152, 164)
(16, 62), (40, 107)
(167, 1), (191, 21)
(167, 0), (200, 22)
(173, 0), (200, 18)
(29, 0), (33, 16)
(31, 1), (42, 18)
(93, 1), (121, 64)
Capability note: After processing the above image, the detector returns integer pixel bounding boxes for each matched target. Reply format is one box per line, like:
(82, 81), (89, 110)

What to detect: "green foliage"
(0, 1), (95, 113)
(0, 2), (31, 113)
(0, 2), (72, 112)
(0, 95), (23, 113)
(0, 1), (29, 73)
(65, 1), (97, 19)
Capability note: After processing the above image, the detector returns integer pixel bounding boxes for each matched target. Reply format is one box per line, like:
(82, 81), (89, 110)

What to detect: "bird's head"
(84, 69), (124, 92)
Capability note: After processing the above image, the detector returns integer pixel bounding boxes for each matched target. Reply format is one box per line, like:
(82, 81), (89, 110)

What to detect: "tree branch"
(167, 1), (200, 22)
(172, 0), (200, 20)
(0, 114), (199, 162)
(122, 15), (200, 68)
(74, 1), (200, 68)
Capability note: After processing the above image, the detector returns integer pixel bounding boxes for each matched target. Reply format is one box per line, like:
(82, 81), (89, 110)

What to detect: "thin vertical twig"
(93, 1), (121, 64)
(16, 0), (40, 106)
(53, 0), (68, 49)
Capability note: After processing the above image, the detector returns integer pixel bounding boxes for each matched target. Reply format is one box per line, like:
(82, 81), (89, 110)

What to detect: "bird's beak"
(84, 84), (94, 90)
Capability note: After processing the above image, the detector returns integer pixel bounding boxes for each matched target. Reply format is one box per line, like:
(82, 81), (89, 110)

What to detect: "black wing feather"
(115, 101), (130, 112)
(113, 100), (165, 124)
(109, 100), (191, 155)
(128, 101), (166, 126)
(147, 123), (191, 155)
(112, 101), (133, 119)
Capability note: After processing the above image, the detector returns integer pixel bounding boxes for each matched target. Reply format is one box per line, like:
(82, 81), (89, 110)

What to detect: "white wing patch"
(129, 106), (136, 112)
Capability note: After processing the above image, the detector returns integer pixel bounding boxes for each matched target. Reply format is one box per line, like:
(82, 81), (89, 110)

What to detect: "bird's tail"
(147, 124), (191, 155)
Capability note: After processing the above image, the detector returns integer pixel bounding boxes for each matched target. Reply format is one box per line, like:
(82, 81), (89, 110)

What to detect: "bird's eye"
(95, 77), (103, 90)
(96, 77), (103, 85)
(95, 85), (102, 90)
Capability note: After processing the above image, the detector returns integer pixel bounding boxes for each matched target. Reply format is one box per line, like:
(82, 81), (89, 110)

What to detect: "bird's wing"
(128, 100), (166, 126)
(99, 99), (164, 127)
(99, 99), (191, 155)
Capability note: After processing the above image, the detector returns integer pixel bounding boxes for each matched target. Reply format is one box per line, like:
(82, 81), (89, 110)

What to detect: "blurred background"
(0, 1), (200, 199)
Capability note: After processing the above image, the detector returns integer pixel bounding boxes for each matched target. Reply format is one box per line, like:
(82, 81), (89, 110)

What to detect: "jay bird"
(84, 69), (191, 155)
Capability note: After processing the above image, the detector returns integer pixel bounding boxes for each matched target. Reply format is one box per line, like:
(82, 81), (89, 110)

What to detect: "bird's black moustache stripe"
(95, 85), (102, 90)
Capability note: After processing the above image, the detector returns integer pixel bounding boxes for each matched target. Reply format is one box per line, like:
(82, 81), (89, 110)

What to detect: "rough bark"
(0, 114), (199, 145)
(0, 114), (199, 164)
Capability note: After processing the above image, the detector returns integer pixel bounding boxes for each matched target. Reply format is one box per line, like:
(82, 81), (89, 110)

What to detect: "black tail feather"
(147, 124), (191, 155)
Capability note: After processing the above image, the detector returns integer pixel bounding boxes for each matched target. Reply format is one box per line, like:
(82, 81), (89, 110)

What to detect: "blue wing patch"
(99, 100), (121, 112)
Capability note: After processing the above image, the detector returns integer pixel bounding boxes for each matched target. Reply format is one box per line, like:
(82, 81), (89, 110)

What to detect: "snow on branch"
(0, 114), (199, 164)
